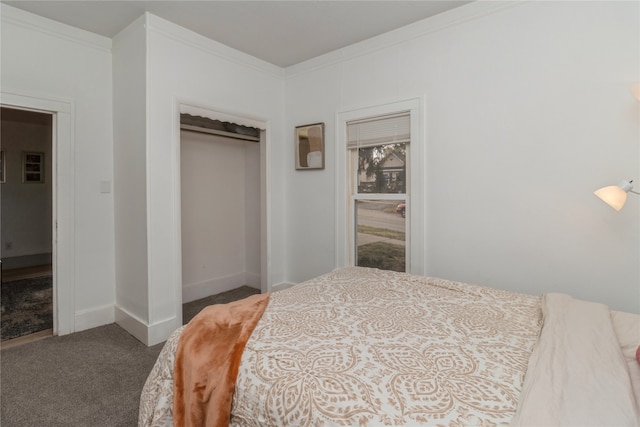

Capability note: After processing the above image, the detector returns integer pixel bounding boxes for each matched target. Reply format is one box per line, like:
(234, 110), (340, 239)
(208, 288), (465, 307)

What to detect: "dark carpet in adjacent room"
(1, 275), (53, 341)
(1, 285), (260, 426)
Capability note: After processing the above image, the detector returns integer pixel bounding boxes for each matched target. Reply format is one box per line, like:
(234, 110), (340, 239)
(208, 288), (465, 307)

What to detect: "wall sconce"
(594, 180), (639, 211)
(593, 86), (640, 211)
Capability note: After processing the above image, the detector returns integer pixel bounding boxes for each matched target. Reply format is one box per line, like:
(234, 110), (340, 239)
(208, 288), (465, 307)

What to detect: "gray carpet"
(1, 285), (260, 426)
(182, 286), (259, 324)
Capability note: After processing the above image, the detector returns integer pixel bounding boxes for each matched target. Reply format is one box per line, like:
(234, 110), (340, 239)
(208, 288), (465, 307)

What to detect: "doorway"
(176, 104), (268, 324)
(1, 107), (54, 345)
(179, 122), (262, 305)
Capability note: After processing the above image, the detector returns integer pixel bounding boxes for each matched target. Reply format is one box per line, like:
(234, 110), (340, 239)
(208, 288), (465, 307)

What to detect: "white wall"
(1, 5), (116, 330)
(112, 15), (150, 330)
(140, 14), (285, 344)
(180, 131), (260, 302)
(283, 1), (640, 313)
(1, 115), (53, 263)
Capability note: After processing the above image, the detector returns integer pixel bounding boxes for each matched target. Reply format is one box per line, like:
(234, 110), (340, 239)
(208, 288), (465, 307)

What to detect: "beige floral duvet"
(140, 267), (553, 426)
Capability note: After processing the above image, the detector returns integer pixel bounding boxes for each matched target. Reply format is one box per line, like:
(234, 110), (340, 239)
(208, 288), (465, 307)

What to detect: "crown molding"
(145, 13), (285, 80)
(1, 3), (112, 53)
(285, 0), (525, 77)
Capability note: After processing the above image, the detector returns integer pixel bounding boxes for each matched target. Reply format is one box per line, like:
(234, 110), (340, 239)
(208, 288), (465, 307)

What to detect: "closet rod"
(180, 124), (260, 143)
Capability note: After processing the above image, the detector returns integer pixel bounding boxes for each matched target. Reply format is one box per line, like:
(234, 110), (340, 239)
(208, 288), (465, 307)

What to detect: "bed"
(139, 267), (640, 426)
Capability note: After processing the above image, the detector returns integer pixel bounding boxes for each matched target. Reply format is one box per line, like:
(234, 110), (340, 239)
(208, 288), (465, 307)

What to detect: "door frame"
(172, 100), (272, 327)
(1, 91), (75, 335)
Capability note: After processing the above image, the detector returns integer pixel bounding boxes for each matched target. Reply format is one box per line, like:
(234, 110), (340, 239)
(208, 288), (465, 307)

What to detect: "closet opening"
(178, 107), (265, 320)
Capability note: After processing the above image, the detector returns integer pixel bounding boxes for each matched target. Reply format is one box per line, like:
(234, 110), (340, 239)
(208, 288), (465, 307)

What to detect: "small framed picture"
(0, 150), (5, 183)
(23, 151), (44, 183)
(295, 122), (325, 170)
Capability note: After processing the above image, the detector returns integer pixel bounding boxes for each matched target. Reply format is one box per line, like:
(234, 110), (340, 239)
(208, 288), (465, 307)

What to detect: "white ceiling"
(3, 1), (472, 67)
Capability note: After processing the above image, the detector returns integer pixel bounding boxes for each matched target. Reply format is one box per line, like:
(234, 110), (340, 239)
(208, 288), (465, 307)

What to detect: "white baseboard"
(244, 272), (261, 289)
(114, 305), (179, 346)
(114, 305), (148, 344)
(182, 271), (260, 303)
(148, 316), (181, 346)
(74, 304), (115, 333)
(272, 282), (296, 292)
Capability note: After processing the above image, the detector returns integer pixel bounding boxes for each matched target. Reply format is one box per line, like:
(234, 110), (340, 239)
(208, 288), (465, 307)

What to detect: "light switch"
(100, 180), (111, 194)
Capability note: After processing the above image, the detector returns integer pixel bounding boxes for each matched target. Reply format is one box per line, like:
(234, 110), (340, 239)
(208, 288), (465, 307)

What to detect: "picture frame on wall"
(23, 151), (44, 183)
(295, 122), (325, 170)
(0, 150), (5, 184)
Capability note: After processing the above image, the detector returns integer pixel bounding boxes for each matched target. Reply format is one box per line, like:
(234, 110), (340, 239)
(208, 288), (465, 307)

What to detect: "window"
(336, 97), (424, 275)
(347, 112), (410, 272)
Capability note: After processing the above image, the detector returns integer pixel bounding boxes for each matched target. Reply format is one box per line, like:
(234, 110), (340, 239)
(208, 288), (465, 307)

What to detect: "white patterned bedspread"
(139, 267), (543, 426)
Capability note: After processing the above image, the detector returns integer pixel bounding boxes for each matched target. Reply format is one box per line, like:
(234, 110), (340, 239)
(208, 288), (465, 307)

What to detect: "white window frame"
(335, 97), (426, 274)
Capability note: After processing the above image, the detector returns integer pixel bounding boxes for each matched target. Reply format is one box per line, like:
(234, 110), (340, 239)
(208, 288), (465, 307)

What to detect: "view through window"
(348, 113), (409, 272)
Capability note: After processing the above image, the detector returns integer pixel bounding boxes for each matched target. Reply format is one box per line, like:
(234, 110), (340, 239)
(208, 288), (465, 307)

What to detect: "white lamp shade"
(594, 180), (633, 211)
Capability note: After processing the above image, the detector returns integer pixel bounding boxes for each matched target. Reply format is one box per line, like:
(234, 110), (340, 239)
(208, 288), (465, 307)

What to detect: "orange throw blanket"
(173, 293), (270, 427)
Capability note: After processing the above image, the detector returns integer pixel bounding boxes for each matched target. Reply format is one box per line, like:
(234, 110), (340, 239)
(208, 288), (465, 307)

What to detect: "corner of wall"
(272, 281), (296, 292)
(1, 3), (111, 52)
(145, 12), (285, 79)
(75, 304), (115, 333)
(115, 304), (179, 346)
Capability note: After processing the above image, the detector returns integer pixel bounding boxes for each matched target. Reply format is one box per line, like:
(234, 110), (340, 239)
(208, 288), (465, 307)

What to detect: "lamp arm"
(624, 180), (639, 195)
